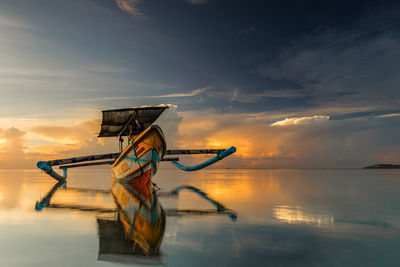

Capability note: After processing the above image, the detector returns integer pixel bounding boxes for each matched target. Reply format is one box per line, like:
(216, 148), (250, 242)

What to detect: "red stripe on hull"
(127, 168), (153, 202)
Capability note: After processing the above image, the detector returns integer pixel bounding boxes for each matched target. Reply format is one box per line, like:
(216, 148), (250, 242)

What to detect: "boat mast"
(117, 111), (138, 151)
(119, 136), (124, 152)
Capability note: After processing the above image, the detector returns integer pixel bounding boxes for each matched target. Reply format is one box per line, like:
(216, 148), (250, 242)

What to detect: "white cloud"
(271, 115), (330, 126)
(157, 86), (213, 98)
(79, 86), (213, 102)
(376, 113), (400, 118)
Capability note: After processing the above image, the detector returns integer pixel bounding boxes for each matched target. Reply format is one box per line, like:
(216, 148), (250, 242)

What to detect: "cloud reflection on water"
(273, 204), (334, 227)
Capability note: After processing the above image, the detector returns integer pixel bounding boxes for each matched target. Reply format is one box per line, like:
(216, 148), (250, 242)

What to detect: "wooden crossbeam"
(165, 149), (225, 155)
(161, 157), (179, 161)
(58, 160), (115, 169)
(46, 153), (120, 166)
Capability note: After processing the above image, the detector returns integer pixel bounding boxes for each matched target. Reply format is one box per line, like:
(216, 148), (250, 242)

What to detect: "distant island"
(364, 164), (400, 169)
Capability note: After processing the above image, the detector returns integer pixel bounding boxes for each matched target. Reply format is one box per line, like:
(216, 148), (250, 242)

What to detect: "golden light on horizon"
(199, 170), (283, 205)
(204, 129), (280, 159)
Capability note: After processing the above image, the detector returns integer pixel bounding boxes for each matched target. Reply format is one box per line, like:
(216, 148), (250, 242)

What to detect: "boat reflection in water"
(97, 177), (166, 264)
(35, 177), (236, 265)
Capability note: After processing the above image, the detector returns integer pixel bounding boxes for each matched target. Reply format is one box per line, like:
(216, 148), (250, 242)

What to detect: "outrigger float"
(37, 105), (236, 182)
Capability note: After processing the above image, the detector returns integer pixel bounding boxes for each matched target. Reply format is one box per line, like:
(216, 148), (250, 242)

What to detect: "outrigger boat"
(37, 105), (236, 182)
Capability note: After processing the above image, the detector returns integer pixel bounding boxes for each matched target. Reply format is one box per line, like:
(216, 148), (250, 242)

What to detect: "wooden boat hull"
(111, 125), (166, 183)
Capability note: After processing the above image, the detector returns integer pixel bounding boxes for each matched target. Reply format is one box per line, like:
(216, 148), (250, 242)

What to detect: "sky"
(0, 0), (400, 168)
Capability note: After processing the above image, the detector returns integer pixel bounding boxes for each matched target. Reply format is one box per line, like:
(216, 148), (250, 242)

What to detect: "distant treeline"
(364, 164), (400, 169)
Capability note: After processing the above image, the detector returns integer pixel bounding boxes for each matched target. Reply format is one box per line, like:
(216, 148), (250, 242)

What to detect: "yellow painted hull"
(111, 125), (166, 182)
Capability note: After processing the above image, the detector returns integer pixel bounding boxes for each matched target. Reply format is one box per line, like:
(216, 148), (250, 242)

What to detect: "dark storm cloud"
(188, 1), (400, 115)
(256, 14), (400, 115)
(117, 0), (399, 115)
(1, 0), (398, 115)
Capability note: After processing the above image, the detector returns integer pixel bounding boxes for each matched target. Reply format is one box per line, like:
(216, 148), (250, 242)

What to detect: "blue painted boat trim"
(37, 161), (68, 181)
(171, 146), (236, 171)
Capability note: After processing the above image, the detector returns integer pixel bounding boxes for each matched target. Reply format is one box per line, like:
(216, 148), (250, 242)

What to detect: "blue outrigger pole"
(170, 146), (236, 171)
(37, 162), (68, 181)
(37, 153), (120, 181)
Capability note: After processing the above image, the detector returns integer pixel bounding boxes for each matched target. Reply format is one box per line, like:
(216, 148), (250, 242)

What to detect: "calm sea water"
(0, 168), (399, 266)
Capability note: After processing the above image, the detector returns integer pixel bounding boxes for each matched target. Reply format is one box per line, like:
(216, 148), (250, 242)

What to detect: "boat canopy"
(98, 105), (168, 137)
